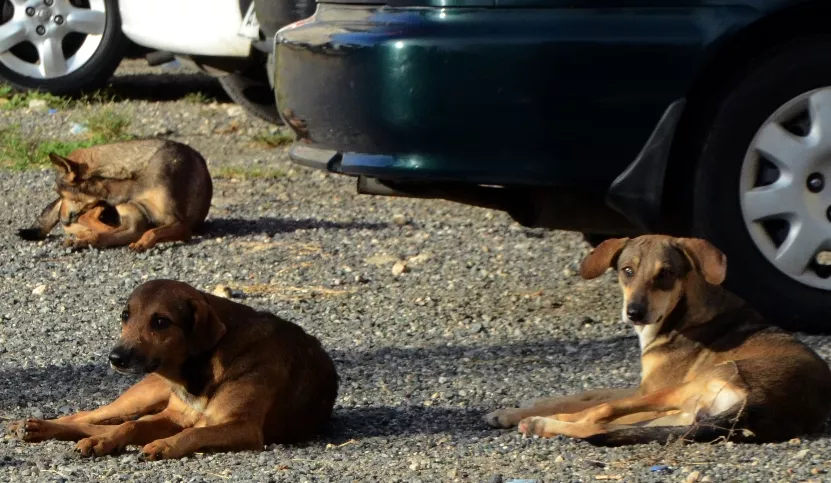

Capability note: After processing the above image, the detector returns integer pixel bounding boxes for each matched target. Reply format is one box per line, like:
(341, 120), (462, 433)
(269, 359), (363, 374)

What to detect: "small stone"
(554, 455), (565, 463)
(392, 214), (407, 226)
(488, 476), (503, 483)
(28, 99), (48, 111)
(699, 477), (712, 482)
(391, 261), (408, 276)
(447, 469), (458, 478)
(409, 462), (419, 471)
(685, 471), (701, 483)
(212, 285), (233, 299)
(789, 437), (802, 445)
(811, 468), (821, 475)
(32, 284), (47, 296)
(470, 323), (484, 334)
(365, 254), (399, 266)
(226, 105), (245, 117)
(793, 449), (809, 460)
(408, 252), (431, 266)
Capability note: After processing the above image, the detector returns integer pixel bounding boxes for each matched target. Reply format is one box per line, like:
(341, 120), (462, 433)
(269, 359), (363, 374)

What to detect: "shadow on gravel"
(324, 406), (483, 440)
(105, 73), (230, 103)
(200, 217), (390, 238)
(330, 337), (636, 372)
(0, 364), (134, 418)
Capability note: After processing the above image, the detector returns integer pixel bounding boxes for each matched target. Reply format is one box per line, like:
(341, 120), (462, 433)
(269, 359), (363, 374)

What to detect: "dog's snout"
(626, 303), (647, 323)
(108, 346), (132, 369)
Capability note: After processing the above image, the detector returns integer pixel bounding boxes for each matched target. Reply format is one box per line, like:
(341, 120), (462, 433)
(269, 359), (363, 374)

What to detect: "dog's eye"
(622, 267), (634, 277)
(656, 268), (674, 280)
(151, 316), (171, 330)
(120, 310), (129, 323)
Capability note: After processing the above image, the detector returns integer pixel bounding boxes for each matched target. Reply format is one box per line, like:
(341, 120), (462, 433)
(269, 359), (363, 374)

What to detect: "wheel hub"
(740, 87), (831, 289)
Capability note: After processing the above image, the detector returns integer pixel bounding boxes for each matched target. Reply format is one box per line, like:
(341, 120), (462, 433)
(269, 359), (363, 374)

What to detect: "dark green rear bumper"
(275, 3), (761, 190)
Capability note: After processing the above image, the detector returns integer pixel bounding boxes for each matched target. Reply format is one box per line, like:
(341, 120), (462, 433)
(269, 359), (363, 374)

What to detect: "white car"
(0, 0), (310, 123)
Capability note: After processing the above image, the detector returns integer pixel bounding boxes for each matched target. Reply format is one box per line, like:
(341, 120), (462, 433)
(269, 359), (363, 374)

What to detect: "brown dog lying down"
(10, 280), (338, 459)
(486, 235), (831, 445)
(18, 139), (212, 252)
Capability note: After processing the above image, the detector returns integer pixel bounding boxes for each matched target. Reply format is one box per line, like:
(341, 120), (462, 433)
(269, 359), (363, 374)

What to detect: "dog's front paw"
(11, 418), (56, 442)
(75, 434), (125, 457)
(518, 416), (546, 437)
(484, 408), (524, 428)
(67, 233), (97, 249)
(140, 439), (181, 461)
(128, 242), (149, 253)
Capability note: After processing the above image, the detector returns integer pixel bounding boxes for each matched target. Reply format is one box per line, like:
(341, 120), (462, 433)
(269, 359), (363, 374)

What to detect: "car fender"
(119, 0), (252, 57)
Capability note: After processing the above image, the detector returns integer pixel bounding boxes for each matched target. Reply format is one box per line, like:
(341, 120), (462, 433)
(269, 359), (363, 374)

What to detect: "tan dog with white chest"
(486, 235), (831, 444)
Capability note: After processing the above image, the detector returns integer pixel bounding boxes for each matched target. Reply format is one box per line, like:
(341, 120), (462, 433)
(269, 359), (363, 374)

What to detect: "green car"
(274, 0), (831, 332)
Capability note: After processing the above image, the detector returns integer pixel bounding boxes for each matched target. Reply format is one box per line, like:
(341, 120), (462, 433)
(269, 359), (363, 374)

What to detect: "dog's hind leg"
(75, 403), (194, 458)
(18, 198), (61, 241)
(485, 388), (636, 429)
(70, 203), (148, 249)
(139, 383), (271, 460)
(128, 220), (191, 252)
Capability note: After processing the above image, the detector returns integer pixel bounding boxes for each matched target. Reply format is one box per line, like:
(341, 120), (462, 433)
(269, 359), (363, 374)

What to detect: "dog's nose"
(108, 347), (131, 369)
(626, 303), (647, 323)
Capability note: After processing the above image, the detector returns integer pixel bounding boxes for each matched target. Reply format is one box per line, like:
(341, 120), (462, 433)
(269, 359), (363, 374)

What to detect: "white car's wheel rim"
(740, 87), (831, 289)
(0, 0), (106, 80)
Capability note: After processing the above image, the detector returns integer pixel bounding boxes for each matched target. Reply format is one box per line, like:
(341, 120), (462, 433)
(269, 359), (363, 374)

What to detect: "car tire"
(0, 0), (127, 94)
(218, 63), (283, 125)
(254, 0), (314, 39)
(691, 37), (831, 333)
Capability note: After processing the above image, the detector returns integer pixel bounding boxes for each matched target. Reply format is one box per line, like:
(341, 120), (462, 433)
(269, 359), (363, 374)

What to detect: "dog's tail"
(583, 413), (753, 447)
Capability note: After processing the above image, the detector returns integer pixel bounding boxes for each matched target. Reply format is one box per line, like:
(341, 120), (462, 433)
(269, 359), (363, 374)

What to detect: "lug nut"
(35, 25), (45, 35)
(25, 6), (35, 16)
(807, 173), (825, 193)
(53, 15), (63, 25)
(44, 0), (53, 5)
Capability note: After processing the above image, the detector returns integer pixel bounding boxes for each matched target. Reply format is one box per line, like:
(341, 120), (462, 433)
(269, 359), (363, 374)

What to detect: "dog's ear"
(48, 153), (83, 181)
(187, 297), (227, 355)
(676, 238), (727, 285)
(580, 238), (629, 280)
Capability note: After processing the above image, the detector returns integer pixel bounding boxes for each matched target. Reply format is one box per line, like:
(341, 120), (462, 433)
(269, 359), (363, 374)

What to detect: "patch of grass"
(0, 126), (100, 170)
(77, 87), (123, 105)
(252, 130), (294, 148)
(84, 108), (132, 142)
(213, 165), (288, 180)
(182, 91), (211, 104)
(0, 107), (133, 170)
(0, 84), (72, 110)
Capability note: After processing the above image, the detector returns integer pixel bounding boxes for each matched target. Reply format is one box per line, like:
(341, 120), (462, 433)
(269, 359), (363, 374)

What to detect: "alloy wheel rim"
(0, 0), (106, 79)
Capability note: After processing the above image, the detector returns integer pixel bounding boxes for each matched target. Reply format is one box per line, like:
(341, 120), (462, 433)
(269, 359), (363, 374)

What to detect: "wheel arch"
(661, 0), (831, 234)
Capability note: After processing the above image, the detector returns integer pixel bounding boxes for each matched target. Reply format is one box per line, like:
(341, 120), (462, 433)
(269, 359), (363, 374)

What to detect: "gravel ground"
(0, 60), (830, 483)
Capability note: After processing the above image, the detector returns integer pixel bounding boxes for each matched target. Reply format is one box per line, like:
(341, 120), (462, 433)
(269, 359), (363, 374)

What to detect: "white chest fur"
(172, 385), (208, 413)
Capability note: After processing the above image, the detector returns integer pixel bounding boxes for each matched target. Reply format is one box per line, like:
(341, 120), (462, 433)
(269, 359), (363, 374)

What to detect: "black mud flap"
(606, 99), (686, 232)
